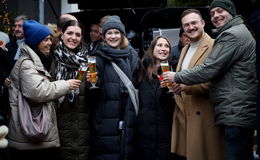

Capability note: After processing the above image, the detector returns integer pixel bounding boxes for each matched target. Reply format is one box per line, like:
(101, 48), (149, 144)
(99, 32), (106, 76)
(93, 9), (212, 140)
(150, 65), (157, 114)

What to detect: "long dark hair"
(62, 20), (84, 34)
(138, 35), (171, 83)
(28, 43), (53, 71)
(60, 20), (87, 48)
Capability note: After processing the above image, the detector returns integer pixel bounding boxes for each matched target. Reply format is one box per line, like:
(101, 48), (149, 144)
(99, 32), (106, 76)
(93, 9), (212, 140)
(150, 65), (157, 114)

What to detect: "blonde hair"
(118, 34), (129, 49)
(46, 23), (58, 36)
(99, 15), (111, 27)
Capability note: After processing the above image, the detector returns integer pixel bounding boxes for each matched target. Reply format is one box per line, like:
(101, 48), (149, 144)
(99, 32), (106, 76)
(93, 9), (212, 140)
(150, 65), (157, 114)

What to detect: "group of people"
(0, 0), (259, 160)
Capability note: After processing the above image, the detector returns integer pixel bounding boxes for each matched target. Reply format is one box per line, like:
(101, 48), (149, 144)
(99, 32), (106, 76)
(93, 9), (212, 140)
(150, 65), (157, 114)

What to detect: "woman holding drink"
(51, 20), (90, 160)
(86, 15), (139, 160)
(8, 20), (81, 160)
(136, 35), (175, 160)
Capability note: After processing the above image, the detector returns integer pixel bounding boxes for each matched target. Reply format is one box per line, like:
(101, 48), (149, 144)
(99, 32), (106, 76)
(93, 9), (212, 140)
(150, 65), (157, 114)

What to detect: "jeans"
(224, 126), (254, 160)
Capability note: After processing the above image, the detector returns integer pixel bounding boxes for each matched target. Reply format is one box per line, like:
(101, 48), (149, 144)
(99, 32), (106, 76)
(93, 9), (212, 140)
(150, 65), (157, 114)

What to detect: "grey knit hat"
(209, 0), (236, 17)
(102, 15), (126, 35)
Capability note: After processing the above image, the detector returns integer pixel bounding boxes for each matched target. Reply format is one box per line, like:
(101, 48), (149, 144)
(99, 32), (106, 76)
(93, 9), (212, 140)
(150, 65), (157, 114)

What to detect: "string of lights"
(0, 0), (12, 34)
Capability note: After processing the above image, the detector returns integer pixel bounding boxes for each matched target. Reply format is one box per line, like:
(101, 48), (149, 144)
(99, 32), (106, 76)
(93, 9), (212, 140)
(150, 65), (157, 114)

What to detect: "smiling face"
(90, 24), (101, 43)
(210, 7), (233, 28)
(61, 26), (82, 50)
(38, 35), (52, 56)
(13, 20), (24, 39)
(104, 29), (122, 48)
(153, 37), (170, 63)
(181, 12), (205, 43)
(180, 32), (190, 46)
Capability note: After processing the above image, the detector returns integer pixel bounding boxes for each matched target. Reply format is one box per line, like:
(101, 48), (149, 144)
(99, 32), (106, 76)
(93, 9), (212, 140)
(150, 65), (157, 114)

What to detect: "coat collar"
(176, 33), (212, 72)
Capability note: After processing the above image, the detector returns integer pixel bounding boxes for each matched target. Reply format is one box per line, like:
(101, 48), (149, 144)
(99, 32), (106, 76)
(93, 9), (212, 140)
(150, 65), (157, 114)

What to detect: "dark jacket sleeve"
(0, 48), (9, 85)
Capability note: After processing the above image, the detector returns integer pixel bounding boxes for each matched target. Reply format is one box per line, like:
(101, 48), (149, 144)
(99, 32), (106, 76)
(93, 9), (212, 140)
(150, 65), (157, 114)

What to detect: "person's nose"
(187, 23), (196, 30)
(71, 34), (77, 39)
(111, 33), (116, 38)
(212, 12), (220, 19)
(48, 39), (52, 45)
(13, 26), (19, 31)
(162, 46), (167, 50)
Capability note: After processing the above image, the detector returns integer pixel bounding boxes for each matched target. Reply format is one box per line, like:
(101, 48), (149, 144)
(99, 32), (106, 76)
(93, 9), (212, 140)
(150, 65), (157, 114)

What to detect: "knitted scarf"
(96, 44), (131, 78)
(53, 41), (88, 103)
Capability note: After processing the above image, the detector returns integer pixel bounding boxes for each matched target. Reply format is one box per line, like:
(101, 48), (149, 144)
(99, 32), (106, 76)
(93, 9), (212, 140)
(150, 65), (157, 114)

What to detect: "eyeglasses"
(182, 20), (202, 29)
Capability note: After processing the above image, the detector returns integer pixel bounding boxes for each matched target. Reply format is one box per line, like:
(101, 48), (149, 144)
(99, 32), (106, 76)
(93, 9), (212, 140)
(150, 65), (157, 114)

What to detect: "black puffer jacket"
(0, 36), (19, 79)
(88, 45), (139, 160)
(136, 72), (174, 160)
(0, 37), (18, 125)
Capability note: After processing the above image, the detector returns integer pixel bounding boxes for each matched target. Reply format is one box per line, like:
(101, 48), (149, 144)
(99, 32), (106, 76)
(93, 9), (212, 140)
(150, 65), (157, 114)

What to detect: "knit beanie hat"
(102, 15), (126, 35)
(23, 20), (51, 46)
(209, 0), (236, 17)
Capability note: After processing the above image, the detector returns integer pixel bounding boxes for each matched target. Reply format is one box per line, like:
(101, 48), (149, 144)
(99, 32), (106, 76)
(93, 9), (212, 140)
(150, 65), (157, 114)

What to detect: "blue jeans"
(224, 126), (254, 160)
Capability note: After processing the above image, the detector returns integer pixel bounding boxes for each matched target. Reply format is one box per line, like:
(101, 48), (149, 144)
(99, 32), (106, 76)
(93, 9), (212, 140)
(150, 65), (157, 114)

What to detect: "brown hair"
(118, 33), (129, 49)
(60, 20), (87, 48)
(138, 35), (171, 82)
(180, 8), (203, 20)
(99, 15), (111, 27)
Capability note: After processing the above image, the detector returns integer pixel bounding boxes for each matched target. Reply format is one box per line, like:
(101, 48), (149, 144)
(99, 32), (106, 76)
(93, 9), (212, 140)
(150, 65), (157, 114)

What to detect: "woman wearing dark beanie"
(86, 15), (139, 160)
(7, 20), (81, 160)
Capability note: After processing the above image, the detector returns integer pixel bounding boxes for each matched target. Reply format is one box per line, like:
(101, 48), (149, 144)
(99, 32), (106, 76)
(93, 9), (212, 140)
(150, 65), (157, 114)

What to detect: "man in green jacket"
(163, 0), (257, 160)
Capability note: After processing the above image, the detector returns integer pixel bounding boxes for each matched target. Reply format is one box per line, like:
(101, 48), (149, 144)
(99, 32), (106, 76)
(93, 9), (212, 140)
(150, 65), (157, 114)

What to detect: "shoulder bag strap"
(111, 62), (139, 116)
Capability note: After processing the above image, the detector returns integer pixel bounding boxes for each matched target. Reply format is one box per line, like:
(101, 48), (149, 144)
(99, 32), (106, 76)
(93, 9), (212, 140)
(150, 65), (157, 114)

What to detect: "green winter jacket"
(175, 16), (257, 128)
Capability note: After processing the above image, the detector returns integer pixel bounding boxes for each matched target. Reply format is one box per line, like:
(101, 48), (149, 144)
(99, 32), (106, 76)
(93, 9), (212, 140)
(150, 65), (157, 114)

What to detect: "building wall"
(7, 0), (61, 24)
(61, 0), (80, 14)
